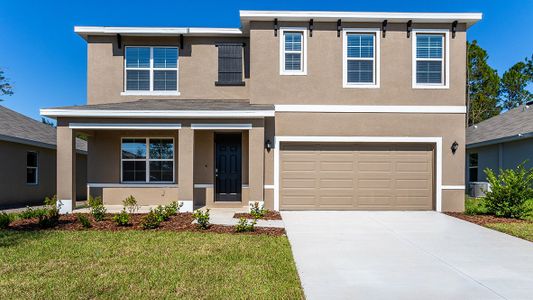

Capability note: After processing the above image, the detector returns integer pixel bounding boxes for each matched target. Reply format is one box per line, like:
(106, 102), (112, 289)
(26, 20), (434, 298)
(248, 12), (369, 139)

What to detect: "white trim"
(442, 185), (465, 190)
(179, 200), (194, 212)
(412, 29), (450, 89)
(342, 28), (380, 88)
(58, 199), (73, 214)
(194, 183), (214, 188)
(69, 123), (181, 130)
(75, 26), (242, 36)
(264, 184), (275, 189)
(274, 136), (443, 212)
(275, 105), (466, 114)
(191, 123), (252, 130)
(40, 109), (275, 118)
(120, 137), (175, 184)
(87, 183), (178, 188)
(120, 91), (181, 96)
(279, 27), (308, 76)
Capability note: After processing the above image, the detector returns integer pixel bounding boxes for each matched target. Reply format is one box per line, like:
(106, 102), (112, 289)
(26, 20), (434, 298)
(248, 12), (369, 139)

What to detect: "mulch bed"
(445, 212), (531, 226)
(233, 211), (282, 220)
(6, 213), (285, 236)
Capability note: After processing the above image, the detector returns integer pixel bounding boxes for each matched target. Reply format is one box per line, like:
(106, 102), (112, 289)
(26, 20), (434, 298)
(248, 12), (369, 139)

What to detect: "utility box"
(468, 182), (491, 198)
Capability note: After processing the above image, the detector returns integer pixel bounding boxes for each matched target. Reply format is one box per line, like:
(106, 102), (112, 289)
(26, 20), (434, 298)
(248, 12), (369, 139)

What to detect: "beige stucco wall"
(87, 35), (249, 104)
(102, 187), (179, 206)
(249, 21), (467, 106)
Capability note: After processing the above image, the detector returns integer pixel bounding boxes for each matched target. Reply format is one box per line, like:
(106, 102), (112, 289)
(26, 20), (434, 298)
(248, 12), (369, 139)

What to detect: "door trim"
(274, 136), (443, 211)
(214, 133), (242, 202)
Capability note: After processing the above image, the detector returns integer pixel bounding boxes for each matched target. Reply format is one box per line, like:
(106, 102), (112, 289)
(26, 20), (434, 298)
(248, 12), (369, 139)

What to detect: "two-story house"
(41, 10), (482, 213)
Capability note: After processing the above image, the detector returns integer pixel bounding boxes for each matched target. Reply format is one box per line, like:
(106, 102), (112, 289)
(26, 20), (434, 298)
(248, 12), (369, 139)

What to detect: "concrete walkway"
(282, 211), (533, 300)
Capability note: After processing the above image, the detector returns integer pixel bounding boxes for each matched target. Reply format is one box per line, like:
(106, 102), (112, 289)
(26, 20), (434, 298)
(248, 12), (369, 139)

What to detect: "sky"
(0, 0), (532, 120)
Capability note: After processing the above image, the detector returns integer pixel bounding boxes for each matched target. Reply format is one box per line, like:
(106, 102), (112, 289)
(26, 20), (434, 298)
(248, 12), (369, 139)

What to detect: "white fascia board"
(40, 109), (275, 118)
(191, 123), (252, 130)
(187, 27), (243, 36)
(275, 105), (466, 114)
(69, 123), (182, 130)
(240, 11), (482, 27)
(74, 26), (242, 37)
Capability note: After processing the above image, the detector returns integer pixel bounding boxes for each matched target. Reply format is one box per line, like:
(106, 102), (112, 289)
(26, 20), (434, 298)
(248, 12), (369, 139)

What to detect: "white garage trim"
(274, 136), (443, 211)
(442, 185), (465, 190)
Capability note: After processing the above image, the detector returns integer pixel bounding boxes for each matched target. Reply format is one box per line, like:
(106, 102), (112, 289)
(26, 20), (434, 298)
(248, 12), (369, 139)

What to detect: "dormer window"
(123, 46), (179, 96)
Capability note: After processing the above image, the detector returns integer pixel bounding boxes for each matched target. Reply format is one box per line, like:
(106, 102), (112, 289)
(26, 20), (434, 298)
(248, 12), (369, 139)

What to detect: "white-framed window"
(122, 46), (179, 96)
(412, 29), (449, 89)
(343, 28), (380, 88)
(121, 138), (175, 183)
(26, 151), (38, 185)
(280, 27), (307, 75)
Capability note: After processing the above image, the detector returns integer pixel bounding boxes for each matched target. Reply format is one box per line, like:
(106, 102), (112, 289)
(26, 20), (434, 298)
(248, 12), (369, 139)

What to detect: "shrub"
(0, 212), (13, 229)
(17, 206), (48, 220)
(77, 214), (92, 228)
(38, 195), (61, 228)
(113, 209), (130, 226)
(250, 202), (268, 219)
(141, 210), (161, 229)
(464, 196), (489, 215)
(192, 209), (210, 229)
(484, 163), (533, 219)
(123, 195), (139, 214)
(235, 217), (256, 232)
(164, 201), (182, 217)
(88, 195), (106, 221)
(153, 205), (167, 222)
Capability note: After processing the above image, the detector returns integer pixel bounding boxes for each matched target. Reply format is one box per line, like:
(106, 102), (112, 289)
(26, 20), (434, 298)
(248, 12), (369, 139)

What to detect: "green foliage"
(249, 201), (268, 219)
(0, 212), (14, 229)
(122, 195), (139, 214)
(88, 195), (106, 221)
(500, 57), (533, 110)
(234, 217), (256, 232)
(77, 214), (92, 228)
(17, 206), (48, 220)
(192, 209), (210, 229)
(467, 40), (501, 126)
(164, 201), (182, 217)
(464, 196), (489, 215)
(141, 210), (162, 229)
(113, 209), (131, 226)
(0, 68), (14, 101)
(484, 163), (533, 219)
(38, 195), (61, 228)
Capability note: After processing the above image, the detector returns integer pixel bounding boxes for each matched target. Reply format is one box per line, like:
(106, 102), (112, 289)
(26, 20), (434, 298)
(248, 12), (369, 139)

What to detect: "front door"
(215, 133), (242, 201)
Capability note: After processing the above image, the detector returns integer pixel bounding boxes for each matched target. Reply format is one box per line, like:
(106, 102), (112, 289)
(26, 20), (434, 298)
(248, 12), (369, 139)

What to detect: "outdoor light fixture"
(451, 141), (459, 154)
(265, 139), (272, 152)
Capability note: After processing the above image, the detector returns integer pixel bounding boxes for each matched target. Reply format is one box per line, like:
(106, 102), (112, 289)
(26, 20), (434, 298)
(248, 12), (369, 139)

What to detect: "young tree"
(0, 68), (14, 101)
(500, 55), (533, 110)
(467, 41), (501, 126)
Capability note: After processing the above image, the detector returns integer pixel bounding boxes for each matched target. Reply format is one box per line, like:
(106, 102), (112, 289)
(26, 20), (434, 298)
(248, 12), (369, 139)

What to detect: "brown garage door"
(280, 143), (434, 210)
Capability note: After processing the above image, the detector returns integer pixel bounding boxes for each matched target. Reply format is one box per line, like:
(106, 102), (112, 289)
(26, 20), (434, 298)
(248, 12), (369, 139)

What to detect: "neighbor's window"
(280, 28), (306, 75)
(414, 32), (448, 88)
(468, 153), (478, 182)
(26, 151), (38, 184)
(215, 43), (245, 86)
(124, 47), (178, 93)
(344, 30), (379, 87)
(121, 138), (174, 183)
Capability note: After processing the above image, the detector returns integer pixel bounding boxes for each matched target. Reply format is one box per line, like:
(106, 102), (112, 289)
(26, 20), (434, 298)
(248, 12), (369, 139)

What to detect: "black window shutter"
(216, 43), (245, 86)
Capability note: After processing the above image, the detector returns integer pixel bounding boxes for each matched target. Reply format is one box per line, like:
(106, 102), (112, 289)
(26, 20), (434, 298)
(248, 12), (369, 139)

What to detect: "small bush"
(18, 206), (48, 220)
(88, 195), (106, 221)
(464, 196), (489, 215)
(164, 201), (183, 217)
(113, 209), (130, 226)
(250, 202), (268, 219)
(123, 195), (139, 214)
(0, 212), (13, 229)
(153, 205), (168, 222)
(235, 217), (256, 232)
(77, 214), (92, 228)
(484, 163), (533, 219)
(141, 210), (161, 229)
(192, 209), (210, 229)
(38, 195), (61, 228)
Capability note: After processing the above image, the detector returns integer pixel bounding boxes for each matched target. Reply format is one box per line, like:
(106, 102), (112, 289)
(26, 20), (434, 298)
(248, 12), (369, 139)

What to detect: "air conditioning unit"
(468, 182), (491, 198)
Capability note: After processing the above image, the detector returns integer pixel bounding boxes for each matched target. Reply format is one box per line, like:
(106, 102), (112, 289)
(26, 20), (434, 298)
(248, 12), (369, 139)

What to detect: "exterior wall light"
(451, 141), (459, 154)
(265, 139), (272, 152)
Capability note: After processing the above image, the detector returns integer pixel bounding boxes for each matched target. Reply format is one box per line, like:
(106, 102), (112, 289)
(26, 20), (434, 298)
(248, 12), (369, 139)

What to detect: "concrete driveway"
(281, 211), (533, 300)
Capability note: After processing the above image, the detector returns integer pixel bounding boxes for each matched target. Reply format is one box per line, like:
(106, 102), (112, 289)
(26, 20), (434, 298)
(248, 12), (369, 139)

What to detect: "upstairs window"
(26, 151), (38, 184)
(280, 28), (307, 75)
(124, 47), (179, 95)
(413, 30), (449, 89)
(343, 29), (380, 88)
(121, 138), (174, 183)
(215, 43), (245, 86)
(468, 153), (478, 182)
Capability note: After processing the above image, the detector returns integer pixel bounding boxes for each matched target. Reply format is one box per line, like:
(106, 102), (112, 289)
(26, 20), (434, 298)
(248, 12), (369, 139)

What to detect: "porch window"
(121, 138), (174, 183)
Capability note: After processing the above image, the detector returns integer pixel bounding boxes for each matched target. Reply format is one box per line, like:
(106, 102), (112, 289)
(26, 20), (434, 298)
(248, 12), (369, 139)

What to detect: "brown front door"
(215, 133), (242, 201)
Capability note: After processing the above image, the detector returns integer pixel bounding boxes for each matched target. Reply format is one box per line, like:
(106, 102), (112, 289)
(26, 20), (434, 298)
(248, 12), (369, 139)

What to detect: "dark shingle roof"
(0, 106), (87, 152)
(466, 104), (533, 147)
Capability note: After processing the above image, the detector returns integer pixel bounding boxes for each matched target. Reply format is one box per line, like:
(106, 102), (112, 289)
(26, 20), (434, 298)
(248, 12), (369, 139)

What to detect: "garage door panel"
(358, 161), (393, 172)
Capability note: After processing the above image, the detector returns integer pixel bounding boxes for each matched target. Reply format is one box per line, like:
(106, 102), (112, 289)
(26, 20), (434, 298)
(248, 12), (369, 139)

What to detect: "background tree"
(500, 55), (533, 110)
(0, 68), (14, 101)
(467, 41), (501, 126)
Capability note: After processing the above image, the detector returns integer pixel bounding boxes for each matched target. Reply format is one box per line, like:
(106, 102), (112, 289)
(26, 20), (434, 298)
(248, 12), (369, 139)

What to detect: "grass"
(0, 230), (303, 299)
(485, 223), (533, 242)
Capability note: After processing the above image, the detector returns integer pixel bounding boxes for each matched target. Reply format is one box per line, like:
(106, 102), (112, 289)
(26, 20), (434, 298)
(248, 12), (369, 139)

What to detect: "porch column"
(57, 125), (76, 213)
(249, 126), (265, 206)
(178, 127), (194, 212)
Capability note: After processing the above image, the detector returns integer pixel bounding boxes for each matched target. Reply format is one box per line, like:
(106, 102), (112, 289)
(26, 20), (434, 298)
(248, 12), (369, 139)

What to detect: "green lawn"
(485, 223), (533, 242)
(0, 230), (303, 299)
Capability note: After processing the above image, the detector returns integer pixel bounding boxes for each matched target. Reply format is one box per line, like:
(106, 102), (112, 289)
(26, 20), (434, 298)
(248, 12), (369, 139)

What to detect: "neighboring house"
(40, 10), (482, 213)
(466, 102), (533, 188)
(0, 106), (87, 209)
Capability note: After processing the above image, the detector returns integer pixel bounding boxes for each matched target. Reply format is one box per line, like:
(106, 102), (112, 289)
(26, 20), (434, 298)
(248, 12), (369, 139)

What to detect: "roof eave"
(40, 108), (275, 119)
(467, 132), (533, 149)
(74, 26), (244, 40)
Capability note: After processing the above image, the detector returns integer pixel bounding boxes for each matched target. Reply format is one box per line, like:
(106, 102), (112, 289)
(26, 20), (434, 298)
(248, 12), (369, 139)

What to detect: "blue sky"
(0, 0), (532, 120)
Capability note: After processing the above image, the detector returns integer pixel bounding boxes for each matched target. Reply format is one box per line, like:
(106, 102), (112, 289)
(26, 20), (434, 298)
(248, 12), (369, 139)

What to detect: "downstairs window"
(121, 138), (174, 183)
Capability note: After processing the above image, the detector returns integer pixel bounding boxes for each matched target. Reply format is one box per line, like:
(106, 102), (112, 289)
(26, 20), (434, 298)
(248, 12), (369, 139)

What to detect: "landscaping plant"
(250, 201), (268, 219)
(164, 201), (182, 216)
(0, 212), (13, 229)
(88, 195), (106, 221)
(77, 214), (92, 228)
(484, 162), (533, 219)
(464, 196), (489, 215)
(235, 217), (256, 232)
(123, 195), (139, 214)
(192, 209), (210, 229)
(113, 209), (130, 226)
(38, 195), (61, 228)
(18, 206), (48, 220)
(141, 210), (161, 229)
